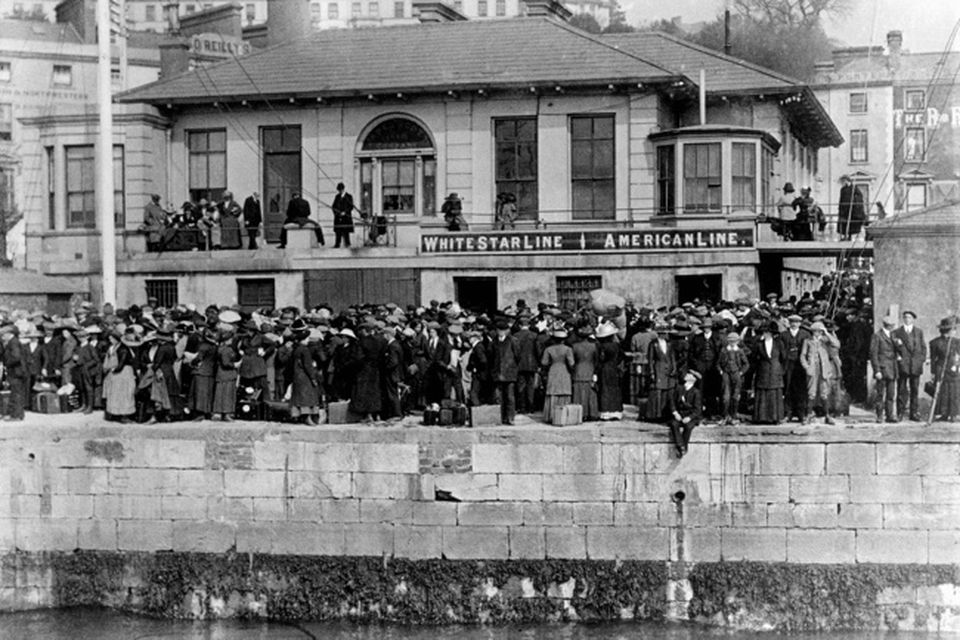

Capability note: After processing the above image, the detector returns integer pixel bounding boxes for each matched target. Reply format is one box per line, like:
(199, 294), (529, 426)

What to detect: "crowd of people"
(1, 282), (957, 459)
(142, 182), (368, 252)
(771, 175), (876, 241)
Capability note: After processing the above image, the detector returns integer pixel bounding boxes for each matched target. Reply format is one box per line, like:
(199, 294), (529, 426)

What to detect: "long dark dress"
(219, 201), (242, 248)
(212, 343), (239, 414)
(930, 335), (960, 420)
(646, 337), (677, 421)
(350, 334), (385, 415)
(541, 342), (574, 423)
(753, 337), (785, 424)
(289, 342), (320, 416)
(571, 339), (599, 420)
(597, 337), (622, 417)
(190, 339), (217, 415)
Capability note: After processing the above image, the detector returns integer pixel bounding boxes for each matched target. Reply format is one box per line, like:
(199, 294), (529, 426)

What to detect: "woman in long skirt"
(596, 323), (623, 420)
(930, 318), (960, 421)
(103, 330), (138, 422)
(212, 330), (240, 421)
(541, 329), (574, 424)
(571, 326), (599, 420)
(753, 321), (786, 424)
(289, 327), (322, 425)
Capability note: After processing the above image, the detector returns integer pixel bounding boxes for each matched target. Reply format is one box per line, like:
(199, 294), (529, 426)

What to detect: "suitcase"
(552, 404), (583, 426)
(327, 400), (351, 424)
(264, 400), (292, 422)
(33, 391), (61, 414)
(423, 408), (440, 426)
(438, 408), (454, 426)
(451, 404), (468, 426)
(0, 390), (10, 416)
(58, 394), (72, 413)
(470, 404), (501, 427)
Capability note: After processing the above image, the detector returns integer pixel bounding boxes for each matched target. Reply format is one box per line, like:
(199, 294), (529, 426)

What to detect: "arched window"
(356, 116), (436, 217)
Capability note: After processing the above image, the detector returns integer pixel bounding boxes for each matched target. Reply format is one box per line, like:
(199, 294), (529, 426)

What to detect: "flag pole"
(97, 0), (117, 307)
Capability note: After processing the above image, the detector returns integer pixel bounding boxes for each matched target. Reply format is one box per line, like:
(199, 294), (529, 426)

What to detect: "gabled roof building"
(21, 6), (843, 311)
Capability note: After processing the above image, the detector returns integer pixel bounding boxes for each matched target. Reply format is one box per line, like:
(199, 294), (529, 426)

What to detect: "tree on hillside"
(637, 18), (687, 37)
(690, 13), (834, 80)
(602, 1), (634, 33)
(731, 0), (852, 28)
(569, 12), (602, 34)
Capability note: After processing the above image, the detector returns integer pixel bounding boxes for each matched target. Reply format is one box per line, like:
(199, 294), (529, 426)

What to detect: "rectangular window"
(905, 89), (925, 110)
(237, 278), (275, 310)
(328, 2), (338, 17)
(145, 3), (156, 21)
(187, 129), (226, 202)
(496, 0), (505, 14)
(570, 114), (615, 220)
(655, 145), (674, 215)
(905, 127), (925, 161)
(368, 1), (378, 15)
(381, 159), (415, 212)
(393, 1), (403, 16)
(245, 3), (255, 21)
(761, 147), (774, 215)
(731, 142), (756, 209)
(0, 61), (10, 82)
(0, 169), (12, 232)
(0, 103), (11, 141)
(477, 0), (487, 15)
(185, 3), (196, 12)
(557, 275), (602, 312)
(47, 146), (55, 229)
(682, 142), (721, 212)
(262, 126), (301, 240)
(145, 279), (179, 308)
(494, 117), (538, 220)
(65, 145), (124, 229)
(453, 0), (462, 11)
(52, 64), (72, 86)
(849, 92), (867, 113)
(850, 129), (868, 163)
(351, 1), (361, 14)
(905, 183), (926, 211)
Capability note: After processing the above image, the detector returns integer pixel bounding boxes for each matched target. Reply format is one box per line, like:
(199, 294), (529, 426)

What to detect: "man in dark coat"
(1, 327), (27, 420)
(893, 310), (925, 421)
(423, 322), (453, 404)
(76, 326), (104, 413)
(837, 176), (866, 241)
(689, 320), (724, 418)
(279, 192), (324, 248)
(350, 323), (385, 421)
(332, 182), (355, 248)
(513, 316), (539, 413)
(870, 315), (899, 422)
(243, 192), (262, 250)
(381, 325), (404, 418)
(492, 318), (520, 425)
(780, 314), (810, 421)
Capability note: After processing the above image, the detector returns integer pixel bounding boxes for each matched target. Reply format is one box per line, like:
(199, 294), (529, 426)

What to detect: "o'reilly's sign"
(421, 229), (753, 254)
(190, 34), (252, 58)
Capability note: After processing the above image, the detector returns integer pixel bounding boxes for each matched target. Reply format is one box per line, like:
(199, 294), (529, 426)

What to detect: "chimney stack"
(54, 0), (97, 44)
(887, 30), (902, 71)
(266, 0), (311, 48)
(522, 0), (572, 22)
(412, 0), (466, 22)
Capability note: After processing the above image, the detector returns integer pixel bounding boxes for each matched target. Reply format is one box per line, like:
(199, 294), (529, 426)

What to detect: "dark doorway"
(262, 126), (302, 243)
(676, 274), (722, 305)
(455, 277), (498, 315)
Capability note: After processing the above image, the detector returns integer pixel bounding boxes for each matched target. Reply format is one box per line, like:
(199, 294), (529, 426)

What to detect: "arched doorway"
(356, 116), (436, 218)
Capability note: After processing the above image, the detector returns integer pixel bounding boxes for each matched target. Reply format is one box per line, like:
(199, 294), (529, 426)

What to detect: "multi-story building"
(17, 2), (843, 309)
(0, 8), (161, 265)
(813, 30), (960, 215)
(0, 0), (60, 20)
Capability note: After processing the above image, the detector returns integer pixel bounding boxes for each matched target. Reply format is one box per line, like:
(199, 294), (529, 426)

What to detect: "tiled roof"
(603, 31), (802, 94)
(120, 18), (681, 105)
(870, 200), (960, 231)
(0, 19), (83, 44)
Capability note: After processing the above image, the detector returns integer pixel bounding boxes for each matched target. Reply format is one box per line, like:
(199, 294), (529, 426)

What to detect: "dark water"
(0, 609), (952, 640)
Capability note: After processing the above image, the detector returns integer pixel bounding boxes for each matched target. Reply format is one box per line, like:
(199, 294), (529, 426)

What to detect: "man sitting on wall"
(279, 192), (325, 249)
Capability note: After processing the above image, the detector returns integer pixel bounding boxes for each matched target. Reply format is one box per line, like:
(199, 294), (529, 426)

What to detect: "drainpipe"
(699, 69), (706, 126)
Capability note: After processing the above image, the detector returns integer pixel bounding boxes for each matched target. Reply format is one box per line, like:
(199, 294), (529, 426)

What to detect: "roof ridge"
(549, 21), (681, 78)
(608, 29), (804, 86)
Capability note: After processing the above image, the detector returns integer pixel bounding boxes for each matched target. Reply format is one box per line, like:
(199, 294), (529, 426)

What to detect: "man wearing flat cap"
(893, 310), (925, 421)
(870, 315), (899, 422)
(780, 314), (810, 422)
(492, 317), (520, 425)
(801, 321), (841, 424)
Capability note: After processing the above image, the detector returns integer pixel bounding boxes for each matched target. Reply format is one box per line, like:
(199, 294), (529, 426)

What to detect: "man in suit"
(689, 319), (725, 418)
(893, 310), (925, 421)
(513, 315), (539, 413)
(331, 182), (355, 248)
(243, 192), (262, 249)
(279, 192), (324, 248)
(381, 325), (405, 419)
(492, 317), (520, 425)
(1, 326), (27, 421)
(870, 315), (899, 422)
(780, 314), (810, 421)
(800, 321), (841, 425)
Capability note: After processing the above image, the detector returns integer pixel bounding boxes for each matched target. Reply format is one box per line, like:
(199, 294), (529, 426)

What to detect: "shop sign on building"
(189, 33), (252, 58)
(894, 106), (960, 128)
(421, 229), (754, 254)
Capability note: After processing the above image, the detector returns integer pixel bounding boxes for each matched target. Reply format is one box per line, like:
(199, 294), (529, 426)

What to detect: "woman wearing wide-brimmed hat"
(212, 328), (241, 421)
(441, 193), (468, 231)
(930, 316), (960, 422)
(541, 327), (575, 424)
(595, 323), (623, 420)
(189, 327), (218, 421)
(102, 329), (138, 422)
(289, 325), (322, 425)
(646, 324), (678, 422)
(571, 324), (599, 421)
(752, 321), (786, 424)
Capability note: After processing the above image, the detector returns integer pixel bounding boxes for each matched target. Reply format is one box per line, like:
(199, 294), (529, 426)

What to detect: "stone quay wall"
(1, 419), (959, 631)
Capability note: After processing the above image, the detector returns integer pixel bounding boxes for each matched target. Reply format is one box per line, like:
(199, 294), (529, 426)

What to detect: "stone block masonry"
(0, 419), (959, 631)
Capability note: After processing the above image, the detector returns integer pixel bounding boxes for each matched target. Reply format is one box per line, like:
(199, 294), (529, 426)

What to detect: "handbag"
(924, 381), (937, 398)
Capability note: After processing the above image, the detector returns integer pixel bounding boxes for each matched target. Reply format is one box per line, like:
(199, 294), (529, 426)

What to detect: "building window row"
(0, 61), (74, 86)
(850, 129), (868, 163)
(848, 92), (867, 114)
(0, 103), (11, 141)
(64, 145), (125, 229)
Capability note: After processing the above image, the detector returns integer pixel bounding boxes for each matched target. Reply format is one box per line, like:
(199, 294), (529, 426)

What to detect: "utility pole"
(97, 0), (116, 307)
